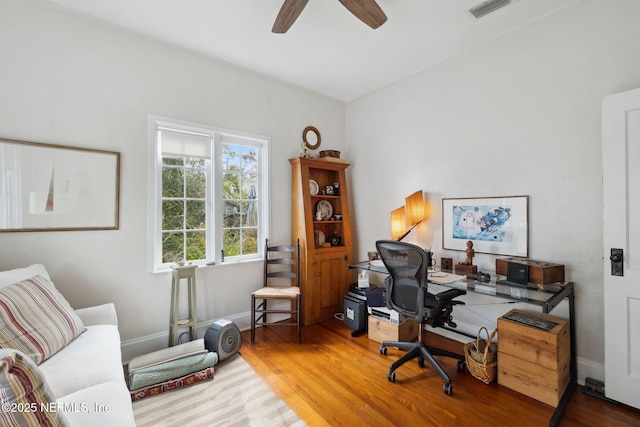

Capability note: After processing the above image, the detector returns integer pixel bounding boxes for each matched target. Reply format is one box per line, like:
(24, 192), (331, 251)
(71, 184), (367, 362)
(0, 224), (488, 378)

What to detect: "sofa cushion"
(0, 348), (70, 427)
(56, 381), (136, 427)
(0, 275), (85, 364)
(39, 324), (124, 398)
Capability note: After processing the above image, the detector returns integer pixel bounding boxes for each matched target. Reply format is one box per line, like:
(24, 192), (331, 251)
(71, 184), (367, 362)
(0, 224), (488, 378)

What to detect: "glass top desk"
(348, 260), (576, 427)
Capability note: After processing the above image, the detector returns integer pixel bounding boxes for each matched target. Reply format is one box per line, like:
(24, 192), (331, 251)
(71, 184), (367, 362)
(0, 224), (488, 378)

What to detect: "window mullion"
(213, 134), (223, 263)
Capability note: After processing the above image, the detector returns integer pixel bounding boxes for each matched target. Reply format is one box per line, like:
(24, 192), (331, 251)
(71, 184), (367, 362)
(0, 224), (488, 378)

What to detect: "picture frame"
(0, 138), (120, 232)
(442, 196), (528, 257)
(325, 185), (334, 195)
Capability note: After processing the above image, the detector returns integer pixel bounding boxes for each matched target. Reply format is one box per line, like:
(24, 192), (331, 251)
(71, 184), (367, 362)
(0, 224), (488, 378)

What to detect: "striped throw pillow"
(0, 275), (85, 364)
(0, 348), (69, 427)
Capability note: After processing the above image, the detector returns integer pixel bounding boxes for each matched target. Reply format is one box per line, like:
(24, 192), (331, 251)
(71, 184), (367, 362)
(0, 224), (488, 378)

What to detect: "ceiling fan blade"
(272, 0), (310, 33)
(339, 0), (387, 29)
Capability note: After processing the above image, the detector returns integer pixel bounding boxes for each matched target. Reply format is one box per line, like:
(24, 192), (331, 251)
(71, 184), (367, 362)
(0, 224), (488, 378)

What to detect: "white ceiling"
(42, 0), (583, 102)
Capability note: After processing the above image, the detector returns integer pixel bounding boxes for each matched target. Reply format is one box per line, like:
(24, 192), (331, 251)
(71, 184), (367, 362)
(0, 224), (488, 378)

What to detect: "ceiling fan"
(272, 0), (387, 33)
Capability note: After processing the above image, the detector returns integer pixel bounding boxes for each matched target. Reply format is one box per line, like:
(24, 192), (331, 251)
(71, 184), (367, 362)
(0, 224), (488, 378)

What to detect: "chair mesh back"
(376, 240), (427, 319)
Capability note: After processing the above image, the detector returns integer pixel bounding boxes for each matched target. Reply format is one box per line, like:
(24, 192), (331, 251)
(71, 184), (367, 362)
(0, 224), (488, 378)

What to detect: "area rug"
(132, 354), (305, 427)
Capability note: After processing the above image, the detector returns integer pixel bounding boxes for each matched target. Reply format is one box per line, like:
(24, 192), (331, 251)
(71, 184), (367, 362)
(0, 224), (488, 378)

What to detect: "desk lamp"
(390, 206), (406, 240)
(405, 190), (425, 229)
(390, 191), (425, 241)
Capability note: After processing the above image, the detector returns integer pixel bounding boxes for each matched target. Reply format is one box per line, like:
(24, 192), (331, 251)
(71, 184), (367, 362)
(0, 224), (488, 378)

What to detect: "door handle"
(610, 248), (623, 276)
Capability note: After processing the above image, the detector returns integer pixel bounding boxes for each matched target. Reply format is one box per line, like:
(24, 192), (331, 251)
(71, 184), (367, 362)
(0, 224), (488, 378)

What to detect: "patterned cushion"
(0, 348), (69, 427)
(0, 275), (85, 364)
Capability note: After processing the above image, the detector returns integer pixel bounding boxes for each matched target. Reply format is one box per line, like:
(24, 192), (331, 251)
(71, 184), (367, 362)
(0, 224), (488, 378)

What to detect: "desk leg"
(549, 286), (576, 427)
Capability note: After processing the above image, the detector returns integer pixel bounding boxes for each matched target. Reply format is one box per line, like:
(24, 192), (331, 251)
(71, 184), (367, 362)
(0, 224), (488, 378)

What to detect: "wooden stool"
(169, 264), (198, 346)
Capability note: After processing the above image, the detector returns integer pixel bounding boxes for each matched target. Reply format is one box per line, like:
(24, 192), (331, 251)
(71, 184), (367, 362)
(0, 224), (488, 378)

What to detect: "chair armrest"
(434, 288), (466, 301)
(75, 303), (118, 327)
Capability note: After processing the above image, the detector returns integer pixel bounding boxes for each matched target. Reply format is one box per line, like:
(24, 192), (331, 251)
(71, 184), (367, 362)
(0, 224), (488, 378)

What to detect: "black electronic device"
(204, 319), (242, 361)
(365, 286), (385, 307)
(344, 295), (367, 337)
(506, 262), (529, 286)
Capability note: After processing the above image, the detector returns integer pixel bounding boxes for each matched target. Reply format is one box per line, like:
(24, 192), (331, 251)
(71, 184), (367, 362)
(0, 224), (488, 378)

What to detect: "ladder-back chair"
(250, 239), (301, 343)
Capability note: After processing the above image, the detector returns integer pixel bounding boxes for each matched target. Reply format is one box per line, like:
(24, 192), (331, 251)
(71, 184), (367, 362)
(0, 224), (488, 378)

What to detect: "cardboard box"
(368, 316), (418, 343)
(495, 258), (565, 285)
(497, 309), (570, 407)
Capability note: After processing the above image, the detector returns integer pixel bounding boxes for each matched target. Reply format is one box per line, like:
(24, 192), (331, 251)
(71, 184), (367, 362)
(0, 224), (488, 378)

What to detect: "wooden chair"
(251, 239), (301, 343)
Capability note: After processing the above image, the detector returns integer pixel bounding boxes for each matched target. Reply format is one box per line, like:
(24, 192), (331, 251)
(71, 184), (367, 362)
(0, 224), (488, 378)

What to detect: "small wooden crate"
(368, 316), (418, 343)
(497, 309), (570, 407)
(498, 352), (570, 407)
(495, 258), (565, 285)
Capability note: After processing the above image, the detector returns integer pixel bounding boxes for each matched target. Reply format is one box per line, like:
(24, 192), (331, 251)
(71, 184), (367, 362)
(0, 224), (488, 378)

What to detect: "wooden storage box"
(498, 309), (570, 369)
(368, 316), (418, 343)
(496, 258), (565, 285)
(497, 309), (570, 407)
(498, 352), (570, 407)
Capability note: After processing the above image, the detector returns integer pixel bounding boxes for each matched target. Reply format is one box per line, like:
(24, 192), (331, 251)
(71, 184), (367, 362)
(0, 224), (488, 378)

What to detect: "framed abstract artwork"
(0, 138), (120, 232)
(442, 196), (528, 257)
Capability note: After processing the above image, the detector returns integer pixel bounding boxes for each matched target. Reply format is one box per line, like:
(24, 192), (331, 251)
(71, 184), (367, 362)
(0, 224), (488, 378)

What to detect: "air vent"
(468, 0), (512, 19)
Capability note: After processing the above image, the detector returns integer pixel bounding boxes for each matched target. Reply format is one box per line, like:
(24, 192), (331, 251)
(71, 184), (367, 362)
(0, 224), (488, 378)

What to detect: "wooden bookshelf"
(290, 157), (353, 325)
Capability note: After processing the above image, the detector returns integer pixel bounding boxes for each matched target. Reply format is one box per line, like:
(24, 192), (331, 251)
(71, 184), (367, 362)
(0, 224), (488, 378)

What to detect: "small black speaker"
(204, 319), (242, 361)
(344, 295), (367, 335)
(506, 262), (529, 286)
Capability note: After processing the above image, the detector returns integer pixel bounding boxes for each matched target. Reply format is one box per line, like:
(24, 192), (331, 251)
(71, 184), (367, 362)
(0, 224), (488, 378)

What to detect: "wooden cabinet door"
(309, 251), (348, 324)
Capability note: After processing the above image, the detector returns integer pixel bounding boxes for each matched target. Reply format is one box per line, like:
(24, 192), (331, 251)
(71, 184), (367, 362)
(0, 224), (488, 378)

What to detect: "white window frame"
(147, 115), (270, 273)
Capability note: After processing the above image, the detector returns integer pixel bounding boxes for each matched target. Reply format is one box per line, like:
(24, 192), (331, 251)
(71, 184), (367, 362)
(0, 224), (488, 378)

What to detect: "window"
(148, 116), (269, 272)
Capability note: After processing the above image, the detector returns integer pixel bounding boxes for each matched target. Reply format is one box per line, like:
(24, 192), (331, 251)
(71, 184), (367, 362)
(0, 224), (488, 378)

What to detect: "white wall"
(2, 0), (639, 381)
(346, 0), (640, 382)
(0, 0), (345, 359)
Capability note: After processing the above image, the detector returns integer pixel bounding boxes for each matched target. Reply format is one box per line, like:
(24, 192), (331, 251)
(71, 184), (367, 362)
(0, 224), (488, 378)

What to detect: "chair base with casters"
(375, 239), (467, 396)
(380, 322), (466, 395)
(250, 239), (301, 344)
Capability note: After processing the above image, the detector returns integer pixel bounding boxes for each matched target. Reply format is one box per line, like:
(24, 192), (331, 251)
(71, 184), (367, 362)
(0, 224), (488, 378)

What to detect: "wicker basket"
(464, 327), (498, 384)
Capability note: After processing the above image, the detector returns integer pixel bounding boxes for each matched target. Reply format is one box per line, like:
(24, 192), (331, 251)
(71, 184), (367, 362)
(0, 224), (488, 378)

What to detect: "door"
(311, 251), (348, 324)
(602, 87), (640, 408)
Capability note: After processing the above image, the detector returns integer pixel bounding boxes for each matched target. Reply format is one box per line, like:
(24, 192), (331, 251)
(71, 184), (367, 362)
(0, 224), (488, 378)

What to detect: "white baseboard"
(575, 356), (604, 386)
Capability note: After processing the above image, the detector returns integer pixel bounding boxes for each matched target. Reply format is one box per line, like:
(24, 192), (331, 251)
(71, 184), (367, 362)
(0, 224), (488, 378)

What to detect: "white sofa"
(0, 264), (135, 426)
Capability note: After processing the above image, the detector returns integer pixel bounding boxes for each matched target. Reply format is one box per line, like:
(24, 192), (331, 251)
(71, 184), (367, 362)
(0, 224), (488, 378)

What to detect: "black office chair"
(376, 240), (466, 395)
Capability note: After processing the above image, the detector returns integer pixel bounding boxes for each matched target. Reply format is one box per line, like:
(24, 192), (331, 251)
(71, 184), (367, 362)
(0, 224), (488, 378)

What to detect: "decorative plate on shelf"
(315, 200), (333, 220)
(318, 230), (325, 246)
(309, 179), (319, 196)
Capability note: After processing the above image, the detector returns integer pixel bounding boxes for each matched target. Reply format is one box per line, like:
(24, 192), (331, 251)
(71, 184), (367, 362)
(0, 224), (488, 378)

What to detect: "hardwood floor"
(239, 318), (640, 427)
